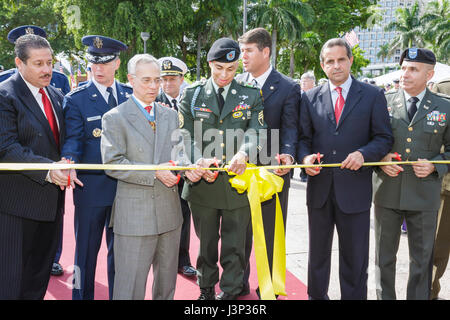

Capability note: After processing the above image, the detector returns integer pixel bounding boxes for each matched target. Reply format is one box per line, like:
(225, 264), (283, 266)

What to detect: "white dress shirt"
(329, 75), (353, 111)
(248, 65), (273, 89)
(92, 78), (117, 105)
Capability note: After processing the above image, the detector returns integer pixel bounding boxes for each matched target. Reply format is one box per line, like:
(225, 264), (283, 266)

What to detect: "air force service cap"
(400, 47), (436, 65)
(82, 35), (128, 64)
(158, 57), (188, 76)
(207, 38), (240, 63)
(7, 25), (47, 43)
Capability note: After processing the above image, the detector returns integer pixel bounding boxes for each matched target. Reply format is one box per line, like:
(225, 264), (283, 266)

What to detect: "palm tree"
(421, 0), (450, 64)
(377, 43), (391, 63)
(384, 1), (425, 53)
(248, 0), (314, 67)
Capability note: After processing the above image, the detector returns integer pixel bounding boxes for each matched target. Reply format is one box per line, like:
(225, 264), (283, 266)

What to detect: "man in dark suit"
(237, 27), (300, 297)
(298, 38), (393, 300)
(61, 35), (132, 300)
(0, 33), (80, 299)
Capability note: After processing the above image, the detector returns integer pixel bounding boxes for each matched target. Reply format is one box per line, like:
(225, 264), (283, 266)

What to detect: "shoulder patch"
(189, 79), (207, 88)
(66, 83), (88, 96)
(432, 91), (450, 100)
(237, 80), (257, 89)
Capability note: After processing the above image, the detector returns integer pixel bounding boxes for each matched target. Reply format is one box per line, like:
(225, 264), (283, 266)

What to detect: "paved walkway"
(286, 168), (450, 300)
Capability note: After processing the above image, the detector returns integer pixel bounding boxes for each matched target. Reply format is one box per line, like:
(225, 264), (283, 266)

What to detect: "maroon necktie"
(39, 88), (59, 147)
(334, 87), (345, 124)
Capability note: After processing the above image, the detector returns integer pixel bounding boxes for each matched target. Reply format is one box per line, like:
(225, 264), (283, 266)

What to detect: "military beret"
(7, 25), (47, 44)
(82, 35), (128, 64)
(400, 47), (436, 65)
(207, 38), (240, 63)
(158, 56), (188, 76)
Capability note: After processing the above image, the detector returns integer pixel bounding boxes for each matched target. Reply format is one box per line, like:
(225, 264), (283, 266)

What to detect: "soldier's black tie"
(172, 98), (178, 111)
(106, 87), (117, 108)
(217, 87), (225, 113)
(407, 96), (419, 121)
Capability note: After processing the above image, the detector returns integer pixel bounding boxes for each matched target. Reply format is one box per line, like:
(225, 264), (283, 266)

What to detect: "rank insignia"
(92, 128), (102, 137)
(178, 112), (184, 128)
(162, 60), (172, 70)
(258, 110), (264, 126)
(226, 50), (236, 61)
(25, 27), (34, 35)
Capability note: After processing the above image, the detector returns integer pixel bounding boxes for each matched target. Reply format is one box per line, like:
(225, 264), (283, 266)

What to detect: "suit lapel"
(153, 103), (168, 164)
(410, 89), (436, 126)
(87, 82), (112, 114)
(14, 73), (59, 146)
(220, 79), (241, 121)
(317, 83), (336, 126)
(202, 79), (221, 118)
(261, 69), (279, 102)
(125, 99), (154, 145)
(336, 78), (362, 128)
(116, 81), (129, 105)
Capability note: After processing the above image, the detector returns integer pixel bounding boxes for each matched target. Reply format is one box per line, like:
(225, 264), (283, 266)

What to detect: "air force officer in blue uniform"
(61, 35), (132, 300)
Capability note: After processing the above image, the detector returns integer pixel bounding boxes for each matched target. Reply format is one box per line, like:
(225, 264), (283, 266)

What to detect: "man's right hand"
(156, 163), (180, 187)
(303, 153), (323, 176)
(379, 153), (404, 177)
(197, 158), (221, 183)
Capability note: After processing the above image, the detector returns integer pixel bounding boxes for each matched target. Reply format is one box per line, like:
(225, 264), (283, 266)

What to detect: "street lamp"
(140, 32), (150, 54)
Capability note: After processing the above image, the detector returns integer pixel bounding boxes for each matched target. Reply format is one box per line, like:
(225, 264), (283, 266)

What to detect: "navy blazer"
(0, 72), (65, 221)
(237, 69), (300, 161)
(298, 78), (393, 213)
(61, 80), (132, 207)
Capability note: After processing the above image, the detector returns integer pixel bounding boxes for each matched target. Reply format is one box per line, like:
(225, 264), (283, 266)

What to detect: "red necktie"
(145, 105), (152, 113)
(334, 87), (345, 124)
(39, 88), (59, 147)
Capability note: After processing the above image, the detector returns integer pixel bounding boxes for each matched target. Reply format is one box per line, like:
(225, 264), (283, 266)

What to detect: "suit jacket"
(373, 88), (450, 211)
(0, 72), (65, 221)
(298, 77), (393, 214)
(61, 80), (132, 207)
(179, 78), (267, 210)
(101, 98), (188, 236)
(236, 69), (300, 187)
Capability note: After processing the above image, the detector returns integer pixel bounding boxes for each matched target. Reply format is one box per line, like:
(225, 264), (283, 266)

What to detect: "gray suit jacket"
(101, 98), (188, 236)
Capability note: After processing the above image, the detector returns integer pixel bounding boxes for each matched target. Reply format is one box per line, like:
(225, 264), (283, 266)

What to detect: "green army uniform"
(373, 87), (450, 300)
(430, 78), (450, 299)
(179, 77), (266, 297)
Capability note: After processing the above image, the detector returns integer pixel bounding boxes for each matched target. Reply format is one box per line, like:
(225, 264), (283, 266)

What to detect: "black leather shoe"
(216, 291), (238, 300)
(198, 287), (216, 300)
(178, 265), (197, 277)
(51, 262), (64, 276)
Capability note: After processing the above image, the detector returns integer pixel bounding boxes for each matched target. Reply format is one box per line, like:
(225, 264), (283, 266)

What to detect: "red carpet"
(45, 189), (308, 300)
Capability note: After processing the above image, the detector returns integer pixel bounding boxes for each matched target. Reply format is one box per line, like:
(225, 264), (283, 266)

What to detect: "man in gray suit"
(101, 54), (203, 300)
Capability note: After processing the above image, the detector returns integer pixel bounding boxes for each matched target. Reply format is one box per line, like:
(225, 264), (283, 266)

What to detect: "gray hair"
(15, 34), (53, 63)
(301, 71), (316, 82)
(127, 53), (160, 75)
(320, 38), (352, 63)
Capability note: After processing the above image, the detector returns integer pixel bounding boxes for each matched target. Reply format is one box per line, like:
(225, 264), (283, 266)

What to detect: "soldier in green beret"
(178, 37), (267, 300)
(373, 48), (450, 300)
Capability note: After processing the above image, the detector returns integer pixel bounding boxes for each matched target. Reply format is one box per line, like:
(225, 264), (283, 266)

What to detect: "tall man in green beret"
(373, 48), (450, 300)
(179, 37), (267, 300)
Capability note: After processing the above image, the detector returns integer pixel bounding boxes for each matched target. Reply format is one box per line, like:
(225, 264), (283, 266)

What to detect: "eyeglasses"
(131, 75), (162, 86)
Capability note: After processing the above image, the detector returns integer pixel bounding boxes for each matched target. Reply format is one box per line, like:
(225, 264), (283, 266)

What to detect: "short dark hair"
(320, 38), (352, 63)
(238, 27), (272, 56)
(14, 34), (53, 63)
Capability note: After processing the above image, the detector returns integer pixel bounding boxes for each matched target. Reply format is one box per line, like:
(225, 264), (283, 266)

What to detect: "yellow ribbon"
(228, 163), (286, 300)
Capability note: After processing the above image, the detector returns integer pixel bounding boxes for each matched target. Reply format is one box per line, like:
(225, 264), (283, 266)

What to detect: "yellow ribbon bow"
(228, 163), (287, 300)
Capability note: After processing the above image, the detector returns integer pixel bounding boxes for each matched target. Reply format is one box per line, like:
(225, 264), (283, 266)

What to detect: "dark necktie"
(217, 87), (225, 113)
(171, 98), (178, 111)
(39, 88), (59, 148)
(106, 87), (117, 108)
(407, 96), (419, 121)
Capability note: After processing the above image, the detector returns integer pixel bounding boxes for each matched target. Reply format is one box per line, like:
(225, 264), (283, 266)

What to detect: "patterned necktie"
(217, 87), (225, 113)
(39, 88), (59, 147)
(106, 87), (117, 108)
(407, 96), (419, 121)
(334, 86), (345, 124)
(171, 99), (178, 111)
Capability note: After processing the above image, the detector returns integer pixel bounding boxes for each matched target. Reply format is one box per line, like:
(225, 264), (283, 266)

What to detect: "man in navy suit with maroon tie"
(298, 38), (393, 299)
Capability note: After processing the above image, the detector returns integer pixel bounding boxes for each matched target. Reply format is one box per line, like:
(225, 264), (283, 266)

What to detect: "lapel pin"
(92, 94), (97, 98)
(231, 89), (237, 95)
(270, 86), (274, 90)
(206, 89), (212, 95)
